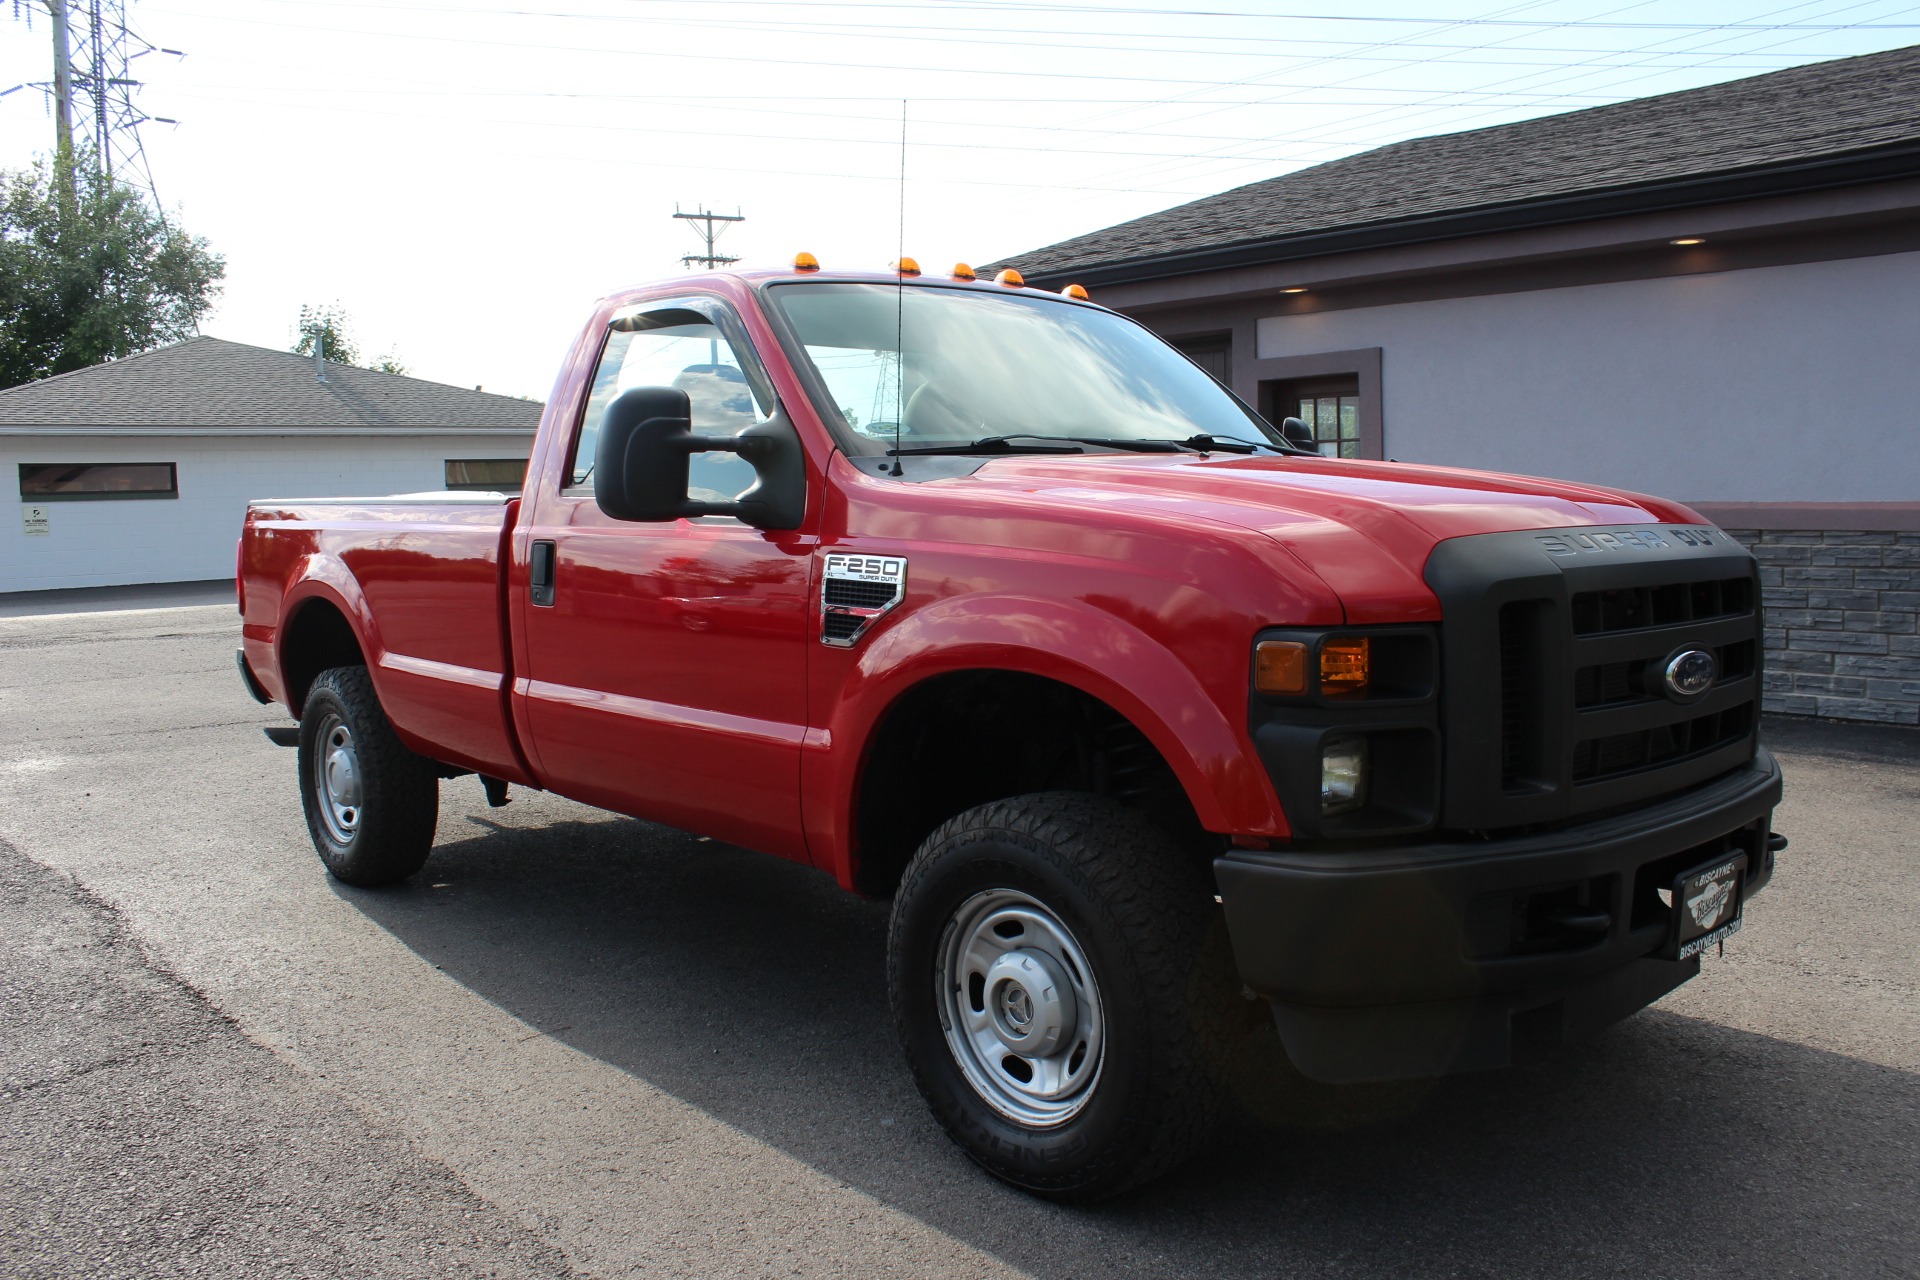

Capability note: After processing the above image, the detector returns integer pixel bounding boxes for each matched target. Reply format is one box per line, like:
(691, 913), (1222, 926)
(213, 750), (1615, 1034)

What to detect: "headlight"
(1321, 736), (1368, 815)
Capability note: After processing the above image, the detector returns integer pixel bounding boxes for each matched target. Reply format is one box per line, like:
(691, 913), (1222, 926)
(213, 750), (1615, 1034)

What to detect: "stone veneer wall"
(1724, 529), (1920, 726)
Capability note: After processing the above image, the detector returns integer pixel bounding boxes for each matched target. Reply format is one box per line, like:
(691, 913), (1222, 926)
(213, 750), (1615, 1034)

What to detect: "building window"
(18, 462), (178, 500)
(445, 459), (528, 492)
(1267, 377), (1361, 458)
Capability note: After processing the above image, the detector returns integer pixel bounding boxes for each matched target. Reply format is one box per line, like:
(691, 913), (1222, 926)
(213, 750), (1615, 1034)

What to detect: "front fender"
(804, 592), (1290, 888)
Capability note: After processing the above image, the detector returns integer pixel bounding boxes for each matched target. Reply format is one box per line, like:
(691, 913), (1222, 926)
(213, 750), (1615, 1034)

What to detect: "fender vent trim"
(821, 553), (906, 648)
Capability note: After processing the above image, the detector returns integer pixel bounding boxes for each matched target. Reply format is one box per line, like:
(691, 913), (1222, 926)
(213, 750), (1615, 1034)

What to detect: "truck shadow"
(341, 801), (1919, 1279)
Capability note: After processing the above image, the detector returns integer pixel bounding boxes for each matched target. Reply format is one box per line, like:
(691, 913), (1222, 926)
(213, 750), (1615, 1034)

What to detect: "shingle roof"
(0, 336), (542, 430)
(1003, 43), (1920, 282)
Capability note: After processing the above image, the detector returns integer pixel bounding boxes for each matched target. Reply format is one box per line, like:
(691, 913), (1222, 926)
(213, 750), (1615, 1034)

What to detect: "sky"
(4, 0), (1918, 399)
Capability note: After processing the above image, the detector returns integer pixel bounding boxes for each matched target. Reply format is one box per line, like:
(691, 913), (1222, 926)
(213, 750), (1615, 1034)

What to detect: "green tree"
(293, 303), (407, 376)
(0, 150), (225, 389)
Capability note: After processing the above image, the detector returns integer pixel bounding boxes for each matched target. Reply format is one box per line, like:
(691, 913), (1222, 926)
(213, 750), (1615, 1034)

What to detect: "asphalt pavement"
(0, 594), (1915, 1278)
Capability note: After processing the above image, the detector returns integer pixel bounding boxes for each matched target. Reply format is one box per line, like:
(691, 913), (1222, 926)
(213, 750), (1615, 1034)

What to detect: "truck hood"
(942, 453), (1703, 623)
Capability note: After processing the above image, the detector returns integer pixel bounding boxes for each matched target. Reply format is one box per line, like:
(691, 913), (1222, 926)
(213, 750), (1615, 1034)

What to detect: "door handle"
(530, 539), (556, 607)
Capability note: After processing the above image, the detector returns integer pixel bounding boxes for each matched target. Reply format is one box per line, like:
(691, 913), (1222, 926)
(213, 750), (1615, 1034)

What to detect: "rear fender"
(276, 558), (385, 714)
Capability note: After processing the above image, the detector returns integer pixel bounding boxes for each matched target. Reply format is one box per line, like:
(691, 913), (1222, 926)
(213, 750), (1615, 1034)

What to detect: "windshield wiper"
(1170, 433), (1292, 455)
(888, 433), (1207, 456)
(887, 436), (1081, 456)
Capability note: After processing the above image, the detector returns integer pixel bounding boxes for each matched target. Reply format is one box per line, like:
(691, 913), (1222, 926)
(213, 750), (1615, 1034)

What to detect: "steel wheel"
(937, 887), (1105, 1127)
(312, 712), (363, 844)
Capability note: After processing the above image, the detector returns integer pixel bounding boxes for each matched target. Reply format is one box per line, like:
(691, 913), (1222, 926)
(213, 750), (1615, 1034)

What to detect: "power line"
(1035, 0), (1918, 208)
(226, 0), (1920, 29)
(606, 0), (1915, 26)
(199, 0), (1883, 65)
(147, 81), (1612, 167)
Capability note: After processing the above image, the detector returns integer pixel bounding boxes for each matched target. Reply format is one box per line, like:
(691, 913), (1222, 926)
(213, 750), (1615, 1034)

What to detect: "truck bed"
(239, 493), (526, 782)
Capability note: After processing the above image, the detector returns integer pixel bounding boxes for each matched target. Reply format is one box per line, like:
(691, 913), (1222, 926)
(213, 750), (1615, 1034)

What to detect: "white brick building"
(1, 337), (541, 594)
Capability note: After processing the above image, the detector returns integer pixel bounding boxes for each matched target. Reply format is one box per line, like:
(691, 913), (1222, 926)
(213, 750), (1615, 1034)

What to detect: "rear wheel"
(888, 792), (1236, 1201)
(297, 665), (438, 886)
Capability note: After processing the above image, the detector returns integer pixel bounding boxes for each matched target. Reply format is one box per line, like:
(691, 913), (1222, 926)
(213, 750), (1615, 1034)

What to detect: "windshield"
(764, 282), (1282, 453)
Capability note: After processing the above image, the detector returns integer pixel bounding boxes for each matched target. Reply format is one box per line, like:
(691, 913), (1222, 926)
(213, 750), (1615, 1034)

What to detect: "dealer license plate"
(1670, 851), (1748, 960)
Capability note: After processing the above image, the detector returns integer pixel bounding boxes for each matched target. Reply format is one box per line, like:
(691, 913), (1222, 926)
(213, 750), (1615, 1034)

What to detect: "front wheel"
(888, 792), (1236, 1201)
(297, 665), (438, 886)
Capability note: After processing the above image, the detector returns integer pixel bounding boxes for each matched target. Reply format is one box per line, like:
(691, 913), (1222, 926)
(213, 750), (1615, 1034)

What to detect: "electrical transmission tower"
(5, 0), (181, 200)
(673, 205), (744, 270)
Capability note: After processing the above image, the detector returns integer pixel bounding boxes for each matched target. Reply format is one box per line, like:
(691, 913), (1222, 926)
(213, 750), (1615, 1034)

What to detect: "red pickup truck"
(238, 262), (1783, 1201)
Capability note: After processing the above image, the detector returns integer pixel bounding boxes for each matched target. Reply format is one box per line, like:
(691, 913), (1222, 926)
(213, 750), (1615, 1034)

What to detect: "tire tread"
(889, 791), (1234, 1201)
(298, 665), (438, 886)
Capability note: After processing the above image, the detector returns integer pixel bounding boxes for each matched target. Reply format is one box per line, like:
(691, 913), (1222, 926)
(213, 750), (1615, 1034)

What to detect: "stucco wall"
(2, 434), (531, 593)
(1255, 249), (1920, 504)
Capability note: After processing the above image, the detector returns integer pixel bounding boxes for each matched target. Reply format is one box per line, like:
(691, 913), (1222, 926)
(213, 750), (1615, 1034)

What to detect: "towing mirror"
(593, 386), (805, 529)
(1278, 416), (1318, 452)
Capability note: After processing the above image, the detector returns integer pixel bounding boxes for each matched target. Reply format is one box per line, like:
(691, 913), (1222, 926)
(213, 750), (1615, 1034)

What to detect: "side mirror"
(1278, 416), (1318, 452)
(593, 386), (806, 529)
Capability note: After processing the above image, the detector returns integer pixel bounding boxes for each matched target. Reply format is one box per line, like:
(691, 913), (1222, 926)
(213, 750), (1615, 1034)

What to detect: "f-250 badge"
(821, 554), (906, 647)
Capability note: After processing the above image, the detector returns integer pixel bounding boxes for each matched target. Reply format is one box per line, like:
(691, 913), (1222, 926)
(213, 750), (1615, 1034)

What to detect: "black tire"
(888, 792), (1237, 1202)
(297, 665), (439, 886)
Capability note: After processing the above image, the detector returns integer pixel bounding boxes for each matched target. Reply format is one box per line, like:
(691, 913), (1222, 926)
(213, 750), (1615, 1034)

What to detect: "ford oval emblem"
(1665, 649), (1718, 699)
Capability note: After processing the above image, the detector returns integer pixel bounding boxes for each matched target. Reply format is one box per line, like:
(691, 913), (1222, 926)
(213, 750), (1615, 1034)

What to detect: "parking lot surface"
(1, 597), (1915, 1278)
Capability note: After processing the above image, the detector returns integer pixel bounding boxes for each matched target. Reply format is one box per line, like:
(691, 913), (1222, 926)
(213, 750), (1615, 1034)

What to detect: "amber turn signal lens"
(951, 262), (977, 281)
(1254, 640), (1308, 695)
(1062, 283), (1090, 300)
(1320, 637), (1371, 694)
(996, 268), (1025, 287)
(793, 252), (821, 273)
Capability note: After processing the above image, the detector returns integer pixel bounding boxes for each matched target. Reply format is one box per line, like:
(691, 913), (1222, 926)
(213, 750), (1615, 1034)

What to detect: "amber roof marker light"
(951, 263), (977, 281)
(1062, 283), (1090, 300)
(996, 268), (1025, 287)
(895, 257), (922, 277)
(793, 251), (821, 273)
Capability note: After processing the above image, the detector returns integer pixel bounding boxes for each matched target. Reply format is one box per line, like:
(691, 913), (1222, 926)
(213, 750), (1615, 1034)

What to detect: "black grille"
(1573, 639), (1756, 710)
(1498, 601), (1551, 792)
(1572, 703), (1754, 783)
(824, 578), (897, 609)
(1571, 575), (1752, 636)
(822, 611), (864, 641)
(1428, 527), (1764, 831)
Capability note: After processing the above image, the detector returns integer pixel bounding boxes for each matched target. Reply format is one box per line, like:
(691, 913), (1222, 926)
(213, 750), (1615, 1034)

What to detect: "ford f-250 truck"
(237, 260), (1784, 1201)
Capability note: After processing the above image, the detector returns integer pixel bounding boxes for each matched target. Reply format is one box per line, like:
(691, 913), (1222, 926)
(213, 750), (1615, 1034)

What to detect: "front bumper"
(1214, 750), (1784, 1083)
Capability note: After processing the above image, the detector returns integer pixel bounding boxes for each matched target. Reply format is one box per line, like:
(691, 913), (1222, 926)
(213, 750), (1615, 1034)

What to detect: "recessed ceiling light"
(1670, 237), (1705, 246)
(1281, 286), (1308, 294)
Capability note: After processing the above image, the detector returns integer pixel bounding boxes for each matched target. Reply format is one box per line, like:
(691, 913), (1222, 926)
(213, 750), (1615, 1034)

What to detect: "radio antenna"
(892, 98), (907, 476)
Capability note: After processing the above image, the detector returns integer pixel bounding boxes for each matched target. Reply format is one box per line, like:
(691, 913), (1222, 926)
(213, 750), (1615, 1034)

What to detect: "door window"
(570, 307), (771, 503)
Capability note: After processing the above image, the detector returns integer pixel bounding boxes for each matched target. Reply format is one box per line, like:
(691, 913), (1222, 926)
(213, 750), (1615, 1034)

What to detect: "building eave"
(1018, 137), (1920, 289)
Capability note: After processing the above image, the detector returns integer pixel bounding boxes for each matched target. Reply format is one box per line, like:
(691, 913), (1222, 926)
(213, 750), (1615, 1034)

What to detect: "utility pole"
(50, 1), (74, 165)
(673, 205), (744, 270)
(9, 0), (182, 201)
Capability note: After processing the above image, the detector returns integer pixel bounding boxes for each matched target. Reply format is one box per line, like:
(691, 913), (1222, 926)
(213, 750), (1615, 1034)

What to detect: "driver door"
(519, 297), (814, 860)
